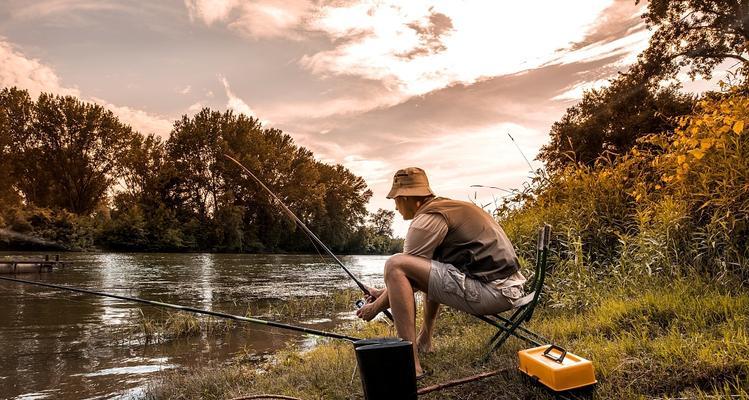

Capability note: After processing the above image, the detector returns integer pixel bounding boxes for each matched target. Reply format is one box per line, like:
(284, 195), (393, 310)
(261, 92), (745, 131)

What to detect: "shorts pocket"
(442, 267), (464, 296)
(500, 285), (524, 301)
(463, 279), (482, 303)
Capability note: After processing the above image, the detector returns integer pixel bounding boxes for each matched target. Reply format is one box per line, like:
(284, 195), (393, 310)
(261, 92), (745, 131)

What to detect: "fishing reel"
(354, 298), (393, 326)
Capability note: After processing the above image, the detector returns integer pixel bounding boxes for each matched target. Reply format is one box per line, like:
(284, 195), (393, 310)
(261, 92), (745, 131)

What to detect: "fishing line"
(0, 276), (360, 342)
(224, 154), (394, 321)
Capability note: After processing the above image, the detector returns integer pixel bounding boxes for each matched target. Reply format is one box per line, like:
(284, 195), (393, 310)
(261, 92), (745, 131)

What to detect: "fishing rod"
(0, 276), (360, 342)
(223, 154), (394, 322)
(507, 131), (534, 172)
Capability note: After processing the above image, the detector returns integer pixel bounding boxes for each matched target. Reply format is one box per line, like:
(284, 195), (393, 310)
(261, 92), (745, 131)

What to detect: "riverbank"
(144, 275), (749, 399)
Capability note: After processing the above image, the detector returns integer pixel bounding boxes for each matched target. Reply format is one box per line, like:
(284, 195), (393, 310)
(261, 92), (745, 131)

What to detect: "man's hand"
(356, 302), (379, 321)
(365, 286), (385, 303)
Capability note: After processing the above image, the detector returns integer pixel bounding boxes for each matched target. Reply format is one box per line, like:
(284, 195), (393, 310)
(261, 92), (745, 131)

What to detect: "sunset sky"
(0, 0), (728, 235)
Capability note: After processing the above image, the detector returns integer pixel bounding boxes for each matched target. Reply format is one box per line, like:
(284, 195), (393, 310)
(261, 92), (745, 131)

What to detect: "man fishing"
(356, 167), (526, 378)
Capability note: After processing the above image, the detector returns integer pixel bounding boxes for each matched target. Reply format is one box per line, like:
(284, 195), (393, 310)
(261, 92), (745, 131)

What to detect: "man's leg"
(383, 253), (431, 376)
(417, 299), (440, 353)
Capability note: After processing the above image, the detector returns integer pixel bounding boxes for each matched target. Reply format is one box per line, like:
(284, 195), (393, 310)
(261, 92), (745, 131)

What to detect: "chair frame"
(475, 224), (551, 360)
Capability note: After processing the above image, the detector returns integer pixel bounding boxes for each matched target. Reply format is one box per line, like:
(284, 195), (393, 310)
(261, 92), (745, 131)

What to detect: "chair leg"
(484, 306), (526, 344)
(483, 313), (547, 346)
(492, 314), (549, 344)
(482, 314), (529, 361)
(476, 316), (513, 345)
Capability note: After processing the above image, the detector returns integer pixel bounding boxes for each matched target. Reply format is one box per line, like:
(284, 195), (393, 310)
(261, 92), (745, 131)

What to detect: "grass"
(143, 275), (749, 399)
(124, 289), (362, 345)
(127, 309), (235, 344)
(246, 289), (362, 320)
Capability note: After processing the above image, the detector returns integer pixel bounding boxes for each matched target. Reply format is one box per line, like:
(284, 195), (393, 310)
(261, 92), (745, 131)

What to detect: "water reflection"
(196, 254), (215, 310)
(0, 252), (387, 399)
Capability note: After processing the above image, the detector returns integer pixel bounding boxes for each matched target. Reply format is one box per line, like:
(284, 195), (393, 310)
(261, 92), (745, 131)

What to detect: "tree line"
(0, 90), (401, 253)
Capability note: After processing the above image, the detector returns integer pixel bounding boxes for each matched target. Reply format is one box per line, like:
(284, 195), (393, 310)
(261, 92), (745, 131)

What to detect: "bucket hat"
(386, 167), (435, 199)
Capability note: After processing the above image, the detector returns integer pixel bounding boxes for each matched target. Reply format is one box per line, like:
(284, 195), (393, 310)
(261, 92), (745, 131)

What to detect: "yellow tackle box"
(518, 344), (597, 391)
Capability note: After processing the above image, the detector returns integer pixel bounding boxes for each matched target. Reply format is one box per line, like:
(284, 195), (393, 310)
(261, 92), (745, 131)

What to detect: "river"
(0, 252), (388, 399)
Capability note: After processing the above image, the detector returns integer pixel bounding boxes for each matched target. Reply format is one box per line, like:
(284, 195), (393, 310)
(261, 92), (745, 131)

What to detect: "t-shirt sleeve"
(403, 213), (448, 259)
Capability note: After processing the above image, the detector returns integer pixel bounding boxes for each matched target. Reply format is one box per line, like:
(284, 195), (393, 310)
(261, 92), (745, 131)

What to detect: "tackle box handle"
(542, 344), (567, 364)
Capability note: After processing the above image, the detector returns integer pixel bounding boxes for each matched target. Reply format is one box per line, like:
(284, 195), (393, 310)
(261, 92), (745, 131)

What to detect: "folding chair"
(475, 224), (552, 361)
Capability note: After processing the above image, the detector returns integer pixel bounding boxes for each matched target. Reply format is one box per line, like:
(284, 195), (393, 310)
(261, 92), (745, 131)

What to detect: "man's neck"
(414, 196), (437, 213)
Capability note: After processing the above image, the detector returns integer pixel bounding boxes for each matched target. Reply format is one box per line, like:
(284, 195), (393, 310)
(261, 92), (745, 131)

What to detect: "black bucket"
(354, 337), (417, 400)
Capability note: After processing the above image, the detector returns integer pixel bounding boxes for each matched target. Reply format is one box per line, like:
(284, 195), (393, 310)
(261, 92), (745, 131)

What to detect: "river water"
(0, 252), (388, 399)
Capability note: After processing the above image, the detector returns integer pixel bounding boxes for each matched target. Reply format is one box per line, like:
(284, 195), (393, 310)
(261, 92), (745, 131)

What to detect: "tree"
(104, 132), (188, 251)
(0, 88), (33, 208)
(13, 92), (137, 214)
(165, 108), (372, 252)
(539, 0), (749, 170)
(369, 208), (395, 237)
(538, 76), (694, 170)
(636, 0), (749, 80)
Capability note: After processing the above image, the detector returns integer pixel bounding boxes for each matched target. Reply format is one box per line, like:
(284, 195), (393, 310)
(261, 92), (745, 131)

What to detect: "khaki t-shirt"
(404, 213), (526, 290)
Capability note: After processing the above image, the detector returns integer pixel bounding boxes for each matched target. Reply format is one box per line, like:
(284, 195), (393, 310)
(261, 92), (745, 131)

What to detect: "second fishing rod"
(224, 154), (394, 322)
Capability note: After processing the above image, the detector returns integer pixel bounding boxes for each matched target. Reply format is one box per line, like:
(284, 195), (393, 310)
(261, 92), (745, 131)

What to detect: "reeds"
(129, 310), (234, 344)
(246, 289), (361, 320)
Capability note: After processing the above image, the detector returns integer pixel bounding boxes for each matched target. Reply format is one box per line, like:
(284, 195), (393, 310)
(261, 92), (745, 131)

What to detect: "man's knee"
(384, 253), (409, 280)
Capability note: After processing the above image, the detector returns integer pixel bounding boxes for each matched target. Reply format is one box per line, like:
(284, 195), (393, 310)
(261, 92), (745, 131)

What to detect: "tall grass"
(500, 85), (749, 307)
(128, 310), (234, 344)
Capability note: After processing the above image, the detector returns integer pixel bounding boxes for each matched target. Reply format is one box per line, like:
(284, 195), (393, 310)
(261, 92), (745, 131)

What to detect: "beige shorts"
(427, 260), (519, 315)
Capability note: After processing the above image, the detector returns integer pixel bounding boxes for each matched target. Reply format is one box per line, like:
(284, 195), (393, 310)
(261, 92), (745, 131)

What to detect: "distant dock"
(0, 255), (68, 274)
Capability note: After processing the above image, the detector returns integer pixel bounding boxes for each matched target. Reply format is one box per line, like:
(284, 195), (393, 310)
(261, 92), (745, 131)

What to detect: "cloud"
(182, 0), (648, 117)
(551, 79), (611, 101)
(219, 75), (255, 117)
(0, 39), (80, 98)
(266, 55), (626, 237)
(184, 0), (311, 40)
(184, 0), (239, 25)
(301, 0), (630, 96)
(89, 97), (174, 137)
(10, 0), (127, 20)
(228, 0), (312, 40)
(340, 155), (392, 187)
(188, 102), (204, 113)
(178, 85), (192, 95)
(0, 38), (173, 137)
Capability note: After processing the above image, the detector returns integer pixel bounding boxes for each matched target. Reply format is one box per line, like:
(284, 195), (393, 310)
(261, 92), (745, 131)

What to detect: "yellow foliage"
(734, 120), (745, 135)
(689, 149), (705, 160)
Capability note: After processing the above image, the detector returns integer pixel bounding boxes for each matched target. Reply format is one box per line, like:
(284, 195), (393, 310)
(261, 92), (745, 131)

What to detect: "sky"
(0, 0), (730, 236)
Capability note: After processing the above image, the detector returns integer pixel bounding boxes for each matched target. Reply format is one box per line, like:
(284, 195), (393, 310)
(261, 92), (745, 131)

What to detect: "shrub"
(501, 84), (749, 293)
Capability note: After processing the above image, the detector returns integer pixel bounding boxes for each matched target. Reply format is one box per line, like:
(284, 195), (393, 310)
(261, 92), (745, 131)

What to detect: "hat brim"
(386, 186), (435, 199)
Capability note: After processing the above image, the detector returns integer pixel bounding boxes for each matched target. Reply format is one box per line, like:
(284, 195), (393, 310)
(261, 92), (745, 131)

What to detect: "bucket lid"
(353, 337), (402, 348)
(356, 340), (413, 352)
